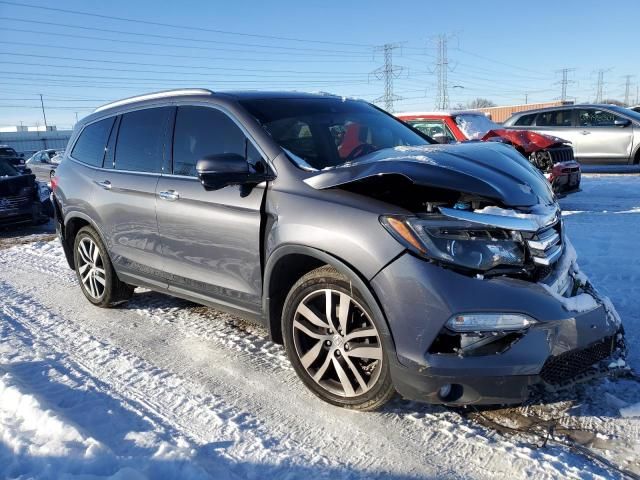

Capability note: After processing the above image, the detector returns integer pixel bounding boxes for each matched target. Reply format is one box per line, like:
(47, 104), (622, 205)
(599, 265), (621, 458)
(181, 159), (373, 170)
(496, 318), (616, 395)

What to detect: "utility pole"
(75, 112), (79, 124)
(555, 68), (575, 102)
(39, 94), (48, 128)
(623, 75), (634, 106)
(524, 93), (528, 104)
(435, 34), (450, 110)
(371, 43), (404, 113)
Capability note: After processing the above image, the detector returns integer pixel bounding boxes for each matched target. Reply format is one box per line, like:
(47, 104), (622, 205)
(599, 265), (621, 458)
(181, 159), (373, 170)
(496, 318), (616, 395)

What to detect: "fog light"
(439, 384), (452, 399)
(446, 313), (536, 332)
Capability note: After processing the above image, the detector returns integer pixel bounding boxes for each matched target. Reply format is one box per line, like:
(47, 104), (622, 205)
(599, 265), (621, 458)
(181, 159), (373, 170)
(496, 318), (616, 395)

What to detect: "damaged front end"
(482, 129), (581, 196)
(302, 144), (623, 403)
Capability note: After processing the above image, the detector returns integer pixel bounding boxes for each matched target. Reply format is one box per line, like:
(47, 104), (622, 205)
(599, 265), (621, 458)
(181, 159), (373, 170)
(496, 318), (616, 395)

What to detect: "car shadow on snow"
(0, 219), (55, 250)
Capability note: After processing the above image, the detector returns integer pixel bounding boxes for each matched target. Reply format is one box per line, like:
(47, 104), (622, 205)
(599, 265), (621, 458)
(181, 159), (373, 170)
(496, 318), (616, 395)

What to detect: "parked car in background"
(396, 111), (581, 195)
(0, 158), (50, 227)
(0, 145), (27, 171)
(52, 89), (621, 410)
(504, 104), (640, 165)
(26, 149), (63, 181)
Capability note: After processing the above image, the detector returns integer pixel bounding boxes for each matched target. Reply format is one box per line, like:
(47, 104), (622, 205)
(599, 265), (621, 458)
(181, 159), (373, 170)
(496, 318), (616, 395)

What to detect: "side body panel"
(156, 176), (265, 313)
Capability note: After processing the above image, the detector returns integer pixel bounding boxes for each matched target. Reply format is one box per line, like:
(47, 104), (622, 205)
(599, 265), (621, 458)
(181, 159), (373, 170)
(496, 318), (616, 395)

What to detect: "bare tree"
(601, 98), (625, 106)
(466, 98), (497, 109)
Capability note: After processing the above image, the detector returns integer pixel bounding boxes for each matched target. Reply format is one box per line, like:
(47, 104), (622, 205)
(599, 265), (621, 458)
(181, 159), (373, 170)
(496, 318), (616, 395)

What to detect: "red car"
(396, 111), (581, 195)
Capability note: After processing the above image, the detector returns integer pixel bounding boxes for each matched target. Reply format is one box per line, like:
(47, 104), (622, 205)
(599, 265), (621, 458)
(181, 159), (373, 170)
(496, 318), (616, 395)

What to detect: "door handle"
(158, 190), (180, 201)
(580, 130), (591, 135)
(95, 180), (112, 190)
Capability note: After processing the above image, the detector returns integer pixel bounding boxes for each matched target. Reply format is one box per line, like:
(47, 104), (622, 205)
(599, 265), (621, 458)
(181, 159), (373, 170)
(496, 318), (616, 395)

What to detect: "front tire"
(282, 266), (395, 411)
(73, 226), (133, 307)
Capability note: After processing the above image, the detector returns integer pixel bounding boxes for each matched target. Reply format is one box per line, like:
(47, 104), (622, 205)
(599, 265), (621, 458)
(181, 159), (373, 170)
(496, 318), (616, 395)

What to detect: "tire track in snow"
(0, 281), (346, 479)
(0, 241), (623, 479)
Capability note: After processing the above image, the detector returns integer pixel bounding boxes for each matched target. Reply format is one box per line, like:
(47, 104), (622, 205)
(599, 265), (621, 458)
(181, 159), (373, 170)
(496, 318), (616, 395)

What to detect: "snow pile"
(474, 203), (558, 230)
(537, 236), (622, 326)
(0, 372), (117, 478)
(538, 237), (598, 313)
(619, 402), (640, 418)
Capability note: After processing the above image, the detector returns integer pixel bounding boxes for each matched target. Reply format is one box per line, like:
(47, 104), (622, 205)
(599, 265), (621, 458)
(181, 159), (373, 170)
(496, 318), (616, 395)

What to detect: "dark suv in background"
(52, 89), (622, 410)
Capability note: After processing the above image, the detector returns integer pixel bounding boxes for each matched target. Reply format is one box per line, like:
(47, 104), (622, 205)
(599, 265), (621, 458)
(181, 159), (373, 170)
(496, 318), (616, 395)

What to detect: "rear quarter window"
(536, 110), (573, 127)
(71, 117), (116, 167)
(513, 113), (536, 126)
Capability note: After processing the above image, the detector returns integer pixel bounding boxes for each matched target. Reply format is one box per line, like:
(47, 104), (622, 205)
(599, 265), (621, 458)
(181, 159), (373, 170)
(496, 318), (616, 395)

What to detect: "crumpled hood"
(303, 142), (555, 207)
(481, 129), (569, 154)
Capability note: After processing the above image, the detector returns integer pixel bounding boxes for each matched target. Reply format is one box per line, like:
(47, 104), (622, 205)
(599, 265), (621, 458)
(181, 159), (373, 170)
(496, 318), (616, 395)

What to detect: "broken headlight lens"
(380, 215), (525, 271)
(446, 313), (536, 332)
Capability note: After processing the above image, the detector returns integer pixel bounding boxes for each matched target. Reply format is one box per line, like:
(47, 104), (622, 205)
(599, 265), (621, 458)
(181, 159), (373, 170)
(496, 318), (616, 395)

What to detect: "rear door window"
(172, 106), (246, 176)
(71, 117), (115, 167)
(115, 107), (173, 173)
(535, 109), (573, 127)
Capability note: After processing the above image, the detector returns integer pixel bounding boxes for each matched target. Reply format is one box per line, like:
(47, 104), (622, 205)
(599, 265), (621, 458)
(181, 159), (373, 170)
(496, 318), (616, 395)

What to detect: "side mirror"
(196, 153), (273, 192)
(614, 118), (631, 127)
(432, 133), (451, 144)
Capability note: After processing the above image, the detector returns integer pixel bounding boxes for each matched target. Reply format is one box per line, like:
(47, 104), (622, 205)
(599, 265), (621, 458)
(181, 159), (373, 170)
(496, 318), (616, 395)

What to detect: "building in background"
(472, 100), (574, 123)
(0, 125), (72, 154)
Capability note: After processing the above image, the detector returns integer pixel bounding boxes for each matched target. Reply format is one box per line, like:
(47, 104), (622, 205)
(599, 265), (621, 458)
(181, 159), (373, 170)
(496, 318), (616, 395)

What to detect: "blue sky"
(1, 0), (638, 128)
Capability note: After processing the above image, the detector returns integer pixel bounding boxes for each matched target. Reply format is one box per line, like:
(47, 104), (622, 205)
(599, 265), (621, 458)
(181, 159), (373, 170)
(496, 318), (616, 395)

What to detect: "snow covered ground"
(0, 174), (639, 479)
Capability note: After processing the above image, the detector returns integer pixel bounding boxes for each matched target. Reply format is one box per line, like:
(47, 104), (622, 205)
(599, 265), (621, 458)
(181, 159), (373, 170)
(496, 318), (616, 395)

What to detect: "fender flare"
(61, 211), (109, 268)
(263, 244), (395, 348)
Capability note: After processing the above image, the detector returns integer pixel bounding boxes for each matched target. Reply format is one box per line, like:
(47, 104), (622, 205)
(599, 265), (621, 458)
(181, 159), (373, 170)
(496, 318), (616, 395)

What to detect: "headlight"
(447, 313), (536, 332)
(380, 215), (524, 271)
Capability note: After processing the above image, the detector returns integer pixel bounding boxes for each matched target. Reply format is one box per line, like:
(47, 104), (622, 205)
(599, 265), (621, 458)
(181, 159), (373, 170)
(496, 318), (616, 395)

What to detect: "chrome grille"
(527, 222), (563, 266)
(548, 146), (575, 163)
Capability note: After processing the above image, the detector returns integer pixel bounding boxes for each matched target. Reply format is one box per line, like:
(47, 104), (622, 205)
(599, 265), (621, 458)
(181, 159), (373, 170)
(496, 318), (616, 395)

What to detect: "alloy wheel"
(292, 289), (383, 397)
(77, 236), (106, 299)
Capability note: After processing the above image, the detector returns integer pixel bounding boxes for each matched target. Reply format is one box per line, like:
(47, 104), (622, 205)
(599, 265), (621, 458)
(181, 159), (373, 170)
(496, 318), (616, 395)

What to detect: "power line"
(371, 43), (404, 113)
(0, 71), (373, 86)
(453, 47), (544, 74)
(0, 34), (374, 64)
(0, 17), (372, 56)
(0, 0), (374, 48)
(0, 52), (366, 78)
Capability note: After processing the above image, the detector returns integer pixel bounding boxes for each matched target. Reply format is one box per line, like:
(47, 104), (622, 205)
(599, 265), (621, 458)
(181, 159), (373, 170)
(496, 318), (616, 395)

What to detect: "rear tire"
(282, 265), (395, 411)
(73, 226), (133, 307)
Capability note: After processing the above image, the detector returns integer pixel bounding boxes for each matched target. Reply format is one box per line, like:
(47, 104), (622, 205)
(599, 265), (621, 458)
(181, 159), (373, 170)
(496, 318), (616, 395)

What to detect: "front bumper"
(372, 252), (621, 405)
(0, 201), (42, 226)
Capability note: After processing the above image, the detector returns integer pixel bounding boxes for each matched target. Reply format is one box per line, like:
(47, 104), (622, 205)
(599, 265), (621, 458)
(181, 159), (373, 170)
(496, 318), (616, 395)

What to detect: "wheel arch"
(263, 245), (393, 348)
(61, 212), (107, 269)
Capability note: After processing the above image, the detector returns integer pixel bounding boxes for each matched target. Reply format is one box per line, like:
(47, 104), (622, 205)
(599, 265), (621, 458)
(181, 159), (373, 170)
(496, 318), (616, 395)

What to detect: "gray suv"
(52, 89), (622, 410)
(504, 104), (640, 165)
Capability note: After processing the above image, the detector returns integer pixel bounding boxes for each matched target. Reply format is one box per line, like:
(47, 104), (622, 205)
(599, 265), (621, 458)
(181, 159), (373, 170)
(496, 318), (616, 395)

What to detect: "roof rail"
(94, 88), (214, 113)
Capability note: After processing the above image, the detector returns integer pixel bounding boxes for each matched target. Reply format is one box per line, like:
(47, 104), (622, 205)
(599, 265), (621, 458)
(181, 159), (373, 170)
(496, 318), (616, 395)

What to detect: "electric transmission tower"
(555, 68), (575, 102)
(623, 75), (634, 106)
(434, 34), (450, 110)
(371, 43), (404, 113)
(595, 69), (605, 103)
